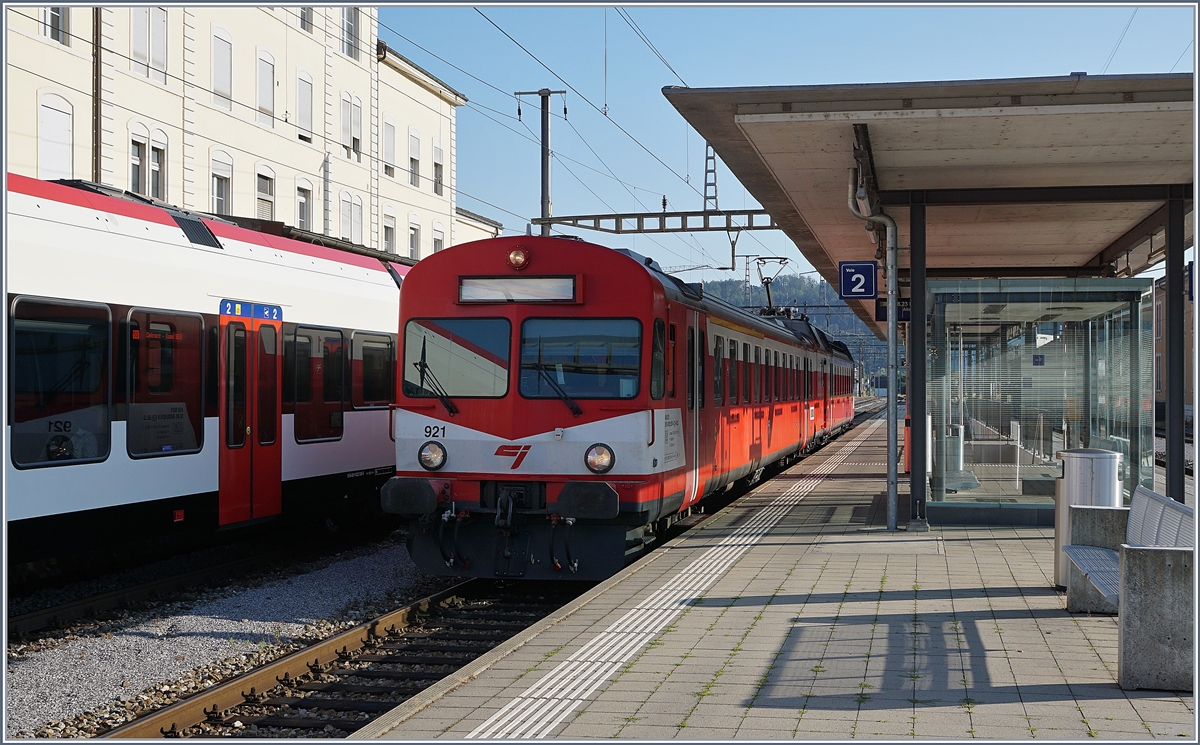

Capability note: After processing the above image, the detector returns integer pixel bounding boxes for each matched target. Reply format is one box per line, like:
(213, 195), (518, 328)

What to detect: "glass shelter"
(924, 278), (1153, 506)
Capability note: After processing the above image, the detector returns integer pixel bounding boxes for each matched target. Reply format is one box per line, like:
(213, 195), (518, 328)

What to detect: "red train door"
(218, 301), (283, 526)
(684, 314), (702, 507)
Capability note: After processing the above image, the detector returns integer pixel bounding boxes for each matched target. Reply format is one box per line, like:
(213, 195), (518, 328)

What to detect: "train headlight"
(584, 443), (615, 474)
(507, 248), (529, 270)
(418, 441), (447, 471)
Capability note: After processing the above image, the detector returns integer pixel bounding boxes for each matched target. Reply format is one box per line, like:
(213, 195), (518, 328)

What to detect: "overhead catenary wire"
(615, 7), (688, 87)
(8, 59), (537, 232)
(1100, 8), (1138, 75)
(1169, 39), (1194, 73)
(7, 8), (559, 232)
(473, 9), (784, 264)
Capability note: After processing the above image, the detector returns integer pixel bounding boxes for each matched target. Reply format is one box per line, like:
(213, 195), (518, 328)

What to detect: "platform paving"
(355, 414), (1195, 740)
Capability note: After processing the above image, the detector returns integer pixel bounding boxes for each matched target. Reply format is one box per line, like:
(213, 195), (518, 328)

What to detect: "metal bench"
(1061, 485), (1194, 691)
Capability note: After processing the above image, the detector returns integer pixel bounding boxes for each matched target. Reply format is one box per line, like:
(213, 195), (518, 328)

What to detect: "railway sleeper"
(220, 715), (372, 731)
(297, 681), (433, 695)
(376, 642), (497, 653)
(339, 669), (450, 680)
(262, 697), (401, 713)
(354, 653), (478, 665)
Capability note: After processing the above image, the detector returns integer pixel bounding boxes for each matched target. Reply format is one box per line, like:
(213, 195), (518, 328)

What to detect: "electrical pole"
(516, 88), (566, 237)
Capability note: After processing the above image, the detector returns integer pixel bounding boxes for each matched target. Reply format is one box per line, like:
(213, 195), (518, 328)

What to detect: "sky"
(378, 4), (1197, 284)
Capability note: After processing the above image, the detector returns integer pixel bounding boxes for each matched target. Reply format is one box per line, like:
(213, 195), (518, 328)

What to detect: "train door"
(218, 301), (283, 526)
(683, 313), (702, 507)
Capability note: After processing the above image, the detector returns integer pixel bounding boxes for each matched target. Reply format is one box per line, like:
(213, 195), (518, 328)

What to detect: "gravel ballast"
(6, 541), (429, 738)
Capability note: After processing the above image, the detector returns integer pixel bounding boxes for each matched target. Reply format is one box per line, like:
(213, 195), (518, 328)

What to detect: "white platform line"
(467, 419), (882, 739)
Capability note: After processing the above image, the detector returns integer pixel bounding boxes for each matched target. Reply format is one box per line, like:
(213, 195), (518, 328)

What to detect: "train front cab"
(384, 239), (679, 580)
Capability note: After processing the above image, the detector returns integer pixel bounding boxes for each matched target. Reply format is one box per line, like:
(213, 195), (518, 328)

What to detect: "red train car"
(382, 236), (855, 580)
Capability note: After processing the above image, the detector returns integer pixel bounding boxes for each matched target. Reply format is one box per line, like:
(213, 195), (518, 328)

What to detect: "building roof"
(456, 206), (504, 230)
(378, 41), (467, 106)
(664, 73), (1194, 335)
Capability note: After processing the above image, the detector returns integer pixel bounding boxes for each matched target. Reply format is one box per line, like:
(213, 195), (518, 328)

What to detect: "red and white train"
(6, 174), (408, 576)
(382, 235), (856, 580)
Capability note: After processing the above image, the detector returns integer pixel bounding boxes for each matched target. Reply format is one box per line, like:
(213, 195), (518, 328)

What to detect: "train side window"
(258, 325), (278, 445)
(727, 341), (737, 405)
(205, 324), (219, 418)
(294, 326), (343, 441)
(742, 342), (751, 403)
(753, 346), (761, 403)
(667, 323), (676, 398)
(713, 335), (724, 406)
(127, 310), (204, 457)
(11, 298), (112, 468)
(698, 329), (705, 410)
(352, 332), (394, 409)
(774, 350), (781, 402)
(649, 319), (665, 400)
(226, 322), (247, 448)
(686, 327), (695, 411)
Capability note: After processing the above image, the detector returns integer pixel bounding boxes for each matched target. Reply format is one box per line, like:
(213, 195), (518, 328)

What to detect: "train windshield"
(403, 318), (510, 398)
(519, 318), (641, 399)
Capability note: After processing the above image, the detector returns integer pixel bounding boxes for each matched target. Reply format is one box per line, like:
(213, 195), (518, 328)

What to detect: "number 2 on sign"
(850, 273), (866, 293)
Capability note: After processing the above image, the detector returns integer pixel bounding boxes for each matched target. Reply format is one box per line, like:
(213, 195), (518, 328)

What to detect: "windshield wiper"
(529, 361), (582, 417)
(415, 337), (459, 416)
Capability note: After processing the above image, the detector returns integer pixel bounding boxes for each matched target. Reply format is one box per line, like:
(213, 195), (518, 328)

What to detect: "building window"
(433, 138), (444, 195)
(341, 93), (361, 159)
(297, 74), (313, 142)
(352, 196), (363, 245)
(1155, 300), (1164, 340)
(352, 98), (362, 157)
(408, 225), (420, 259)
(1156, 353), (1163, 393)
(211, 153), (232, 215)
(408, 133), (420, 187)
(383, 216), (395, 253)
(149, 144), (164, 199)
(299, 7), (313, 32)
(212, 33), (232, 110)
(339, 192), (352, 241)
(256, 174), (274, 220)
(433, 228), (444, 253)
(132, 7), (167, 84)
(383, 119), (395, 178)
(341, 7), (359, 59)
(43, 7), (69, 45)
(296, 187), (311, 230)
(38, 94), (73, 180)
(130, 140), (144, 194)
(257, 53), (274, 126)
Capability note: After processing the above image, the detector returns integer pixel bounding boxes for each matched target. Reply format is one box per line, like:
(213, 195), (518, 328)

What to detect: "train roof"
(10, 175), (414, 274)
(610, 246), (851, 360)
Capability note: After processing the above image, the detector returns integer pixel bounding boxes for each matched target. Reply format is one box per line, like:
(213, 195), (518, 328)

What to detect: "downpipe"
(847, 168), (899, 532)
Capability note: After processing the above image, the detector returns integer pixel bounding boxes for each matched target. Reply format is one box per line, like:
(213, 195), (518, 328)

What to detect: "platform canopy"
(664, 73), (1194, 337)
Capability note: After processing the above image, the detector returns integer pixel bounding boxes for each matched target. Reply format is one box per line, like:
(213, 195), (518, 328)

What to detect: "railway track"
(99, 579), (586, 738)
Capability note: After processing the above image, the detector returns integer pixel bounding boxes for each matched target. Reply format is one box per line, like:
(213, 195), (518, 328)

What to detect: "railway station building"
(6, 6), (502, 258)
(665, 73), (1194, 518)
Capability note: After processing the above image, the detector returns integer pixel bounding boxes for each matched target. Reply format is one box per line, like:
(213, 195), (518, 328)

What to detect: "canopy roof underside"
(664, 73), (1195, 337)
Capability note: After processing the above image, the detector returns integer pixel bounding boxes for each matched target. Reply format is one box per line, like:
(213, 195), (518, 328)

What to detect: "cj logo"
(495, 444), (532, 469)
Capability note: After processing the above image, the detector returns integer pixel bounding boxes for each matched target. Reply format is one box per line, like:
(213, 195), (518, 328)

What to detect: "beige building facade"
(7, 6), (497, 258)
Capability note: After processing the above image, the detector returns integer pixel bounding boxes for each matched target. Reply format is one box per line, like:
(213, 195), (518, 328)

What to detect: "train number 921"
(424, 425), (446, 438)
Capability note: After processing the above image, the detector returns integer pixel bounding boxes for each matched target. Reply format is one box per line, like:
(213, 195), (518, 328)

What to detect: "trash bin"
(947, 425), (964, 472)
(1053, 448), (1122, 587)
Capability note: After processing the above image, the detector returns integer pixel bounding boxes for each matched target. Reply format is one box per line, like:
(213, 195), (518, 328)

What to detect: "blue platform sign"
(838, 261), (878, 300)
